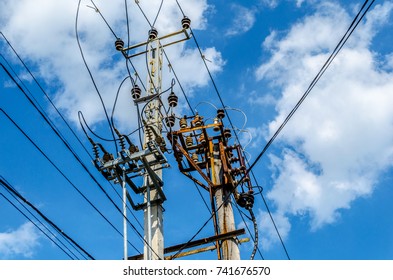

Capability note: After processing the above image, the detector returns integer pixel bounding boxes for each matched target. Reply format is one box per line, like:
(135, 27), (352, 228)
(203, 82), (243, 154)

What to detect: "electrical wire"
(0, 177), (94, 260)
(173, 0), (279, 259)
(248, 209), (259, 260)
(78, 111), (117, 142)
(4, 61), (165, 256)
(124, 0), (131, 57)
(0, 107), (133, 250)
(0, 193), (76, 260)
(132, 0), (196, 115)
(152, 0), (164, 27)
(1, 180), (85, 260)
(76, 0), (118, 154)
(172, 0), (373, 260)
(0, 32), (93, 161)
(234, 202), (264, 260)
(239, 0), (375, 181)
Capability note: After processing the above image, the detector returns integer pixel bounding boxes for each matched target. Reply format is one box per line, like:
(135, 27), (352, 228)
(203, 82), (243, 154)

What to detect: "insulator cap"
(179, 116), (188, 129)
(115, 38), (124, 51)
(198, 133), (206, 144)
(149, 28), (158, 40)
(193, 114), (203, 127)
(165, 114), (176, 128)
(181, 16), (191, 29)
(168, 91), (178, 107)
(131, 85), (142, 100)
(237, 193), (254, 210)
(186, 134), (193, 147)
(102, 153), (114, 163)
(224, 128), (232, 139)
(129, 144), (139, 154)
(170, 133), (178, 145)
(217, 108), (225, 119)
(192, 153), (198, 163)
(213, 117), (220, 132)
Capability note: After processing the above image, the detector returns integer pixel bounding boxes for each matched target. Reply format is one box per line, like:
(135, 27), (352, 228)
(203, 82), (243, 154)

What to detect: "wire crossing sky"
(0, 0), (393, 260)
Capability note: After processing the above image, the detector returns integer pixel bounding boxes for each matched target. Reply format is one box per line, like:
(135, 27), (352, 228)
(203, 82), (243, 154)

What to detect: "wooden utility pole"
(213, 144), (240, 260)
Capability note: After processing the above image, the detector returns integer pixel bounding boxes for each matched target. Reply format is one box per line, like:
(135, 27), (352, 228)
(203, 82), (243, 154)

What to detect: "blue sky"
(0, 0), (393, 260)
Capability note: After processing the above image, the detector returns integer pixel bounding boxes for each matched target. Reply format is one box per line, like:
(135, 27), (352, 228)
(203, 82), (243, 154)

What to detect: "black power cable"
(173, 0), (277, 259)
(1, 177), (85, 260)
(242, 0), (375, 181)
(1, 62), (157, 255)
(0, 107), (133, 251)
(0, 193), (76, 260)
(0, 32), (93, 161)
(173, 0), (376, 260)
(76, 0), (118, 154)
(0, 177), (94, 260)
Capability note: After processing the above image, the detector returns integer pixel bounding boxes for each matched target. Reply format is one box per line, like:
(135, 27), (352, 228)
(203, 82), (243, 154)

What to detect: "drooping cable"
(233, 202), (263, 260)
(76, 0), (118, 153)
(248, 208), (259, 260)
(78, 113), (144, 232)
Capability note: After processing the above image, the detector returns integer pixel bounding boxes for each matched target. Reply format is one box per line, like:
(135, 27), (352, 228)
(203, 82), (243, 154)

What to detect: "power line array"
(0, 0), (375, 260)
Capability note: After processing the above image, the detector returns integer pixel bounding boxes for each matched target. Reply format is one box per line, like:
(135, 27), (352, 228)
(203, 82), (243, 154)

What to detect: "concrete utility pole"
(143, 31), (164, 260)
(213, 144), (240, 260)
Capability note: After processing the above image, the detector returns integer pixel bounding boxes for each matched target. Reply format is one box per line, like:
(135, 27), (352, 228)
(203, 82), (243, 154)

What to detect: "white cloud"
(0, 223), (41, 259)
(257, 210), (291, 251)
(0, 0), (220, 131)
(260, 0), (279, 9)
(253, 1), (393, 243)
(225, 5), (257, 37)
(259, 0), (309, 9)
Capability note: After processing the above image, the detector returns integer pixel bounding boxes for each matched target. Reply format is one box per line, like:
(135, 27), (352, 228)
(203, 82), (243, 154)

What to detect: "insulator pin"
(169, 133), (178, 145)
(229, 157), (239, 164)
(129, 144), (139, 154)
(102, 153), (114, 163)
(181, 16), (191, 29)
